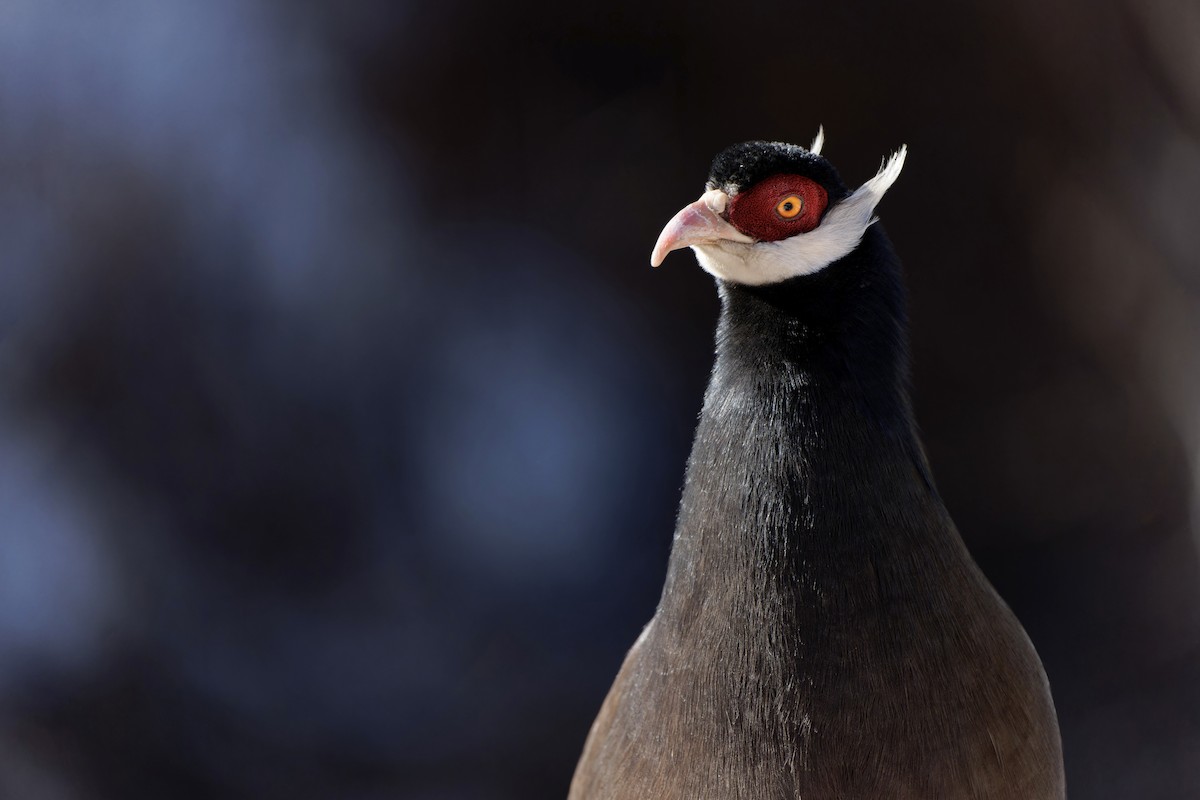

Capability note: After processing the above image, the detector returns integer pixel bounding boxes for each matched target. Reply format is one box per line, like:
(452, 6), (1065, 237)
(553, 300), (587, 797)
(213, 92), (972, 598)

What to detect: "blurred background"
(1, 0), (1198, 797)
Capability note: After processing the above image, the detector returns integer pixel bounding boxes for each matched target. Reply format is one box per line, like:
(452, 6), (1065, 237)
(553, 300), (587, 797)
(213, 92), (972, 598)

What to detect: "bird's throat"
(660, 231), (942, 621)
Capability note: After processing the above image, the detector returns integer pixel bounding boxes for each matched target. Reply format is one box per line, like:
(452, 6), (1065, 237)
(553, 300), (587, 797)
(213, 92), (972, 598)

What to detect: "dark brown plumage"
(569, 141), (1065, 799)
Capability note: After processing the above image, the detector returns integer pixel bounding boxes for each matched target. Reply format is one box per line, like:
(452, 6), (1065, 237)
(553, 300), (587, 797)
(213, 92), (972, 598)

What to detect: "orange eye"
(775, 195), (803, 219)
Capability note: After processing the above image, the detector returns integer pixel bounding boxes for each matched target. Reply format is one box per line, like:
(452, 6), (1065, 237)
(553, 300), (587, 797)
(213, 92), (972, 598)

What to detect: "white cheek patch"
(693, 145), (907, 287)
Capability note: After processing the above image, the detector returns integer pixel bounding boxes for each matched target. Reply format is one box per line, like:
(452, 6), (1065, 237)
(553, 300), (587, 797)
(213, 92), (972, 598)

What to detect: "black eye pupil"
(783, 202), (793, 211)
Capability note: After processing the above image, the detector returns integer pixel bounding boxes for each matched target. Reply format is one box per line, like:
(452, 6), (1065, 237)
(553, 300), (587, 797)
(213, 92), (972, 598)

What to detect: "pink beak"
(650, 190), (753, 267)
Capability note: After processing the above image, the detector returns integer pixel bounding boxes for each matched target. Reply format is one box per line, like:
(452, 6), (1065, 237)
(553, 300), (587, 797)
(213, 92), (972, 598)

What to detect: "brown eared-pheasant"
(569, 132), (1066, 800)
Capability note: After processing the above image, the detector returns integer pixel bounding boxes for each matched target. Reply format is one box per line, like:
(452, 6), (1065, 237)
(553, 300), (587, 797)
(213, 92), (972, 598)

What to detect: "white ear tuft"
(826, 145), (906, 234)
(861, 144), (906, 202)
(809, 125), (825, 156)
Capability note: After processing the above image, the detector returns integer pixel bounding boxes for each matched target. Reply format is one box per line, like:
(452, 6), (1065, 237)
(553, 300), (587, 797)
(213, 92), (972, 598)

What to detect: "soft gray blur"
(0, 1), (1197, 798)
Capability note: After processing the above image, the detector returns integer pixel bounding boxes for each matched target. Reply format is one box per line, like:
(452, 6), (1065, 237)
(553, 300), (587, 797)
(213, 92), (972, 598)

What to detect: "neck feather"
(660, 226), (947, 612)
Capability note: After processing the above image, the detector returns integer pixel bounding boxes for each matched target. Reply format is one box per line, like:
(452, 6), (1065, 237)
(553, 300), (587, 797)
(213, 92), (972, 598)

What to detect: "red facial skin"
(726, 174), (829, 242)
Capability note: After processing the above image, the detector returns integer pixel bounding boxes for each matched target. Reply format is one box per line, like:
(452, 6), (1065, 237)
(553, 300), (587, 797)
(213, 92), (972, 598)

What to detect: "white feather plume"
(809, 126), (825, 155)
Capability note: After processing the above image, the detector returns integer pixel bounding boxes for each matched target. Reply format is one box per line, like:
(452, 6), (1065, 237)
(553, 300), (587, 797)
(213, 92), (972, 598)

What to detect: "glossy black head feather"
(707, 140), (849, 200)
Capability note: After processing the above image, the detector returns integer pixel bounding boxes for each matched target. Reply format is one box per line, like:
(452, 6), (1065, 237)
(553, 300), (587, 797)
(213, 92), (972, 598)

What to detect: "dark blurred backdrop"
(1, 1), (1198, 798)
